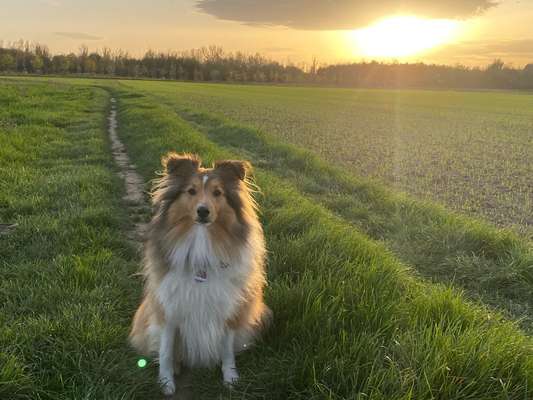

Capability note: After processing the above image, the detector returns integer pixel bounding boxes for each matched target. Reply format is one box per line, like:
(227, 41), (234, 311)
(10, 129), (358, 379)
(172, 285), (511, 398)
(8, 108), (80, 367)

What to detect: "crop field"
(119, 81), (533, 237)
(118, 80), (533, 331)
(1, 76), (532, 399)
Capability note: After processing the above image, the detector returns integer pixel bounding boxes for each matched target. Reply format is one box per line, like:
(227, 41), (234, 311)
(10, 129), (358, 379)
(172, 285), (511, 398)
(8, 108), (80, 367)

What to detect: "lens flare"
(137, 358), (147, 368)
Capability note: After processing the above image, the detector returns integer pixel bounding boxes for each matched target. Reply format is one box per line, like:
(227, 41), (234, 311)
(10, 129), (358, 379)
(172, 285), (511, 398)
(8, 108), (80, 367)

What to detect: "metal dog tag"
(194, 270), (207, 282)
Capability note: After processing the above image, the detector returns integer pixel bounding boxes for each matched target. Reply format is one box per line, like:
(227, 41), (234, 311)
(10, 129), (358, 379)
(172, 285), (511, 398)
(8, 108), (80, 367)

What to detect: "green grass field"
(114, 80), (533, 333)
(118, 81), (533, 236)
(0, 80), (159, 399)
(1, 76), (532, 399)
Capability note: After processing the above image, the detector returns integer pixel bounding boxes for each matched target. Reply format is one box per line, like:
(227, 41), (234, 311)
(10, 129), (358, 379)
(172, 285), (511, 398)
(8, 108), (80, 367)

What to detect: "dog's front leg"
(159, 322), (177, 395)
(221, 329), (239, 385)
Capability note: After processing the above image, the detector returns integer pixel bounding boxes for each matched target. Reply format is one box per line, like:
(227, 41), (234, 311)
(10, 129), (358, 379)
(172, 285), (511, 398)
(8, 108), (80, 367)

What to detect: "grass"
(117, 80), (533, 236)
(168, 105), (533, 333)
(1, 76), (532, 399)
(113, 86), (533, 399)
(0, 79), (159, 399)
(108, 80), (533, 332)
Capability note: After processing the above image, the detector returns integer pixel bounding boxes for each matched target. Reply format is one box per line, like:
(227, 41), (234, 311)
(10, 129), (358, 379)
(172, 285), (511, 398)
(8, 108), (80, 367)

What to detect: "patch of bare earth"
(0, 223), (17, 235)
(108, 98), (148, 243)
(107, 98), (193, 400)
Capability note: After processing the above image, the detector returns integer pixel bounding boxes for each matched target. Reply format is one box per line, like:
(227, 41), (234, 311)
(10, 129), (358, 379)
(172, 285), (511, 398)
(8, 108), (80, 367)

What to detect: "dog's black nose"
(197, 206), (210, 220)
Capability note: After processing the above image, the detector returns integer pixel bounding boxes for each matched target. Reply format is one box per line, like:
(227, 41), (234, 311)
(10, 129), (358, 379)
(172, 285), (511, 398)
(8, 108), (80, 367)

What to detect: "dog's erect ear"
(162, 152), (200, 176)
(214, 160), (251, 181)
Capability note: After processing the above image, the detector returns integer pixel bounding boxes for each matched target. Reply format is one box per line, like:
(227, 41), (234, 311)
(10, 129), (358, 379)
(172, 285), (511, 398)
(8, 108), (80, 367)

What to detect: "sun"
(350, 16), (461, 58)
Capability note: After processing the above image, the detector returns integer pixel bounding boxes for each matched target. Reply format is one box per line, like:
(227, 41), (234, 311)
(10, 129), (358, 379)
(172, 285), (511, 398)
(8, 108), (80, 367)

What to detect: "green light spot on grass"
(137, 358), (147, 368)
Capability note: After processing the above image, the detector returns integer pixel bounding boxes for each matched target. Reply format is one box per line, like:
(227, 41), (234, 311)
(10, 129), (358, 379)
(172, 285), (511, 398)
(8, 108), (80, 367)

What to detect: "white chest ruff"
(156, 226), (249, 366)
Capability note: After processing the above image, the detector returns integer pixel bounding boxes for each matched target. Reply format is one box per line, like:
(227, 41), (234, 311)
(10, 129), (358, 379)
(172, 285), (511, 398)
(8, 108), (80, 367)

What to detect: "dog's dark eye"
(188, 188), (197, 195)
(213, 189), (222, 197)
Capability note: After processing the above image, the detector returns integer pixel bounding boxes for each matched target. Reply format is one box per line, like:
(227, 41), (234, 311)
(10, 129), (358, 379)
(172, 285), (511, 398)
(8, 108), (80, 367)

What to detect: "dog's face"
(170, 174), (226, 226)
(154, 153), (252, 237)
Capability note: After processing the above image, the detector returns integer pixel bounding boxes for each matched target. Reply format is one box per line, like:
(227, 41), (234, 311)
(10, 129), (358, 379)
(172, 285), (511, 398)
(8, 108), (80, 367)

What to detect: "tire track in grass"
(107, 97), (148, 242)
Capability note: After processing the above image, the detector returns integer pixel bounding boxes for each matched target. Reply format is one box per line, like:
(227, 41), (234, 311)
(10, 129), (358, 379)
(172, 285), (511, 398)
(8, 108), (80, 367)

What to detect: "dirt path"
(107, 97), (194, 400)
(0, 223), (17, 235)
(108, 98), (148, 242)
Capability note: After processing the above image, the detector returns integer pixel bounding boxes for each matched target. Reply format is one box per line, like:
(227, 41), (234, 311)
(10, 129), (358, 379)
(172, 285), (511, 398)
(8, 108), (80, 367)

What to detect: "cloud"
(54, 32), (103, 40)
(429, 39), (533, 65)
(465, 39), (533, 56)
(195, 0), (498, 30)
(40, 0), (61, 6)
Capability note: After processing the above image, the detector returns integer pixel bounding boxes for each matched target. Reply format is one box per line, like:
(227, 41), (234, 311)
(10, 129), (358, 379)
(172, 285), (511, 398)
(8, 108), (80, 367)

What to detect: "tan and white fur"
(129, 153), (270, 395)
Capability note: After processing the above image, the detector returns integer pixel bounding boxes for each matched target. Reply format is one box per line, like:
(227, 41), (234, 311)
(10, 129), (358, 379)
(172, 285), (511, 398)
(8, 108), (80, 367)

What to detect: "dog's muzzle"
(196, 205), (210, 224)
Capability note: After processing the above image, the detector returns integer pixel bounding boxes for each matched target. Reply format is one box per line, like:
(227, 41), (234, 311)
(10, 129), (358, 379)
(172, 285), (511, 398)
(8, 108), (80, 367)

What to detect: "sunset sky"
(2, 0), (533, 66)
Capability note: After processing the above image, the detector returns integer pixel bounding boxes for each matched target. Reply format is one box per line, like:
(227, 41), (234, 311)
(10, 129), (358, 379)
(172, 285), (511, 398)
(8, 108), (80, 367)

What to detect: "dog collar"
(194, 261), (230, 282)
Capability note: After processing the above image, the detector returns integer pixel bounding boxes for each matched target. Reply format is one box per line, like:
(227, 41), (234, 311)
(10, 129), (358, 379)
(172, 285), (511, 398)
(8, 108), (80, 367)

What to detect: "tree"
(1, 40), (532, 89)
(0, 53), (16, 71)
(30, 55), (44, 73)
(51, 55), (70, 74)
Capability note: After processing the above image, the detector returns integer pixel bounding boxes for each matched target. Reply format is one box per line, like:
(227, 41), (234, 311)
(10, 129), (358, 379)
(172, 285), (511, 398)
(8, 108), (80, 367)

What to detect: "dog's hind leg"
(159, 321), (177, 395)
(221, 329), (239, 385)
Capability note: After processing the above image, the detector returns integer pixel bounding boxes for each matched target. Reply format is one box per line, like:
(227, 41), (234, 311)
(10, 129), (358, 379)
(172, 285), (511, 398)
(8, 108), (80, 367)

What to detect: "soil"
(107, 98), (148, 242)
(0, 223), (17, 235)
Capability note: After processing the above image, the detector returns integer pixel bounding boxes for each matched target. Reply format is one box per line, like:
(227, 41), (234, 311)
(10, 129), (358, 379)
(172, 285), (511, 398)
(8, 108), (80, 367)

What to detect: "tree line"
(1, 40), (532, 89)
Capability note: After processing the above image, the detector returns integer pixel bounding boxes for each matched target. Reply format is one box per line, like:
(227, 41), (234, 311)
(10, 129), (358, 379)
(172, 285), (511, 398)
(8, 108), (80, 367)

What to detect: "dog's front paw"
(222, 367), (240, 387)
(159, 375), (176, 396)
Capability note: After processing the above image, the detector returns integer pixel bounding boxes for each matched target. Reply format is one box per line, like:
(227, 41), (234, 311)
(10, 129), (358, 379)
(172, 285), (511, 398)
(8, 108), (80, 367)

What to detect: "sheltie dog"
(129, 153), (270, 395)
